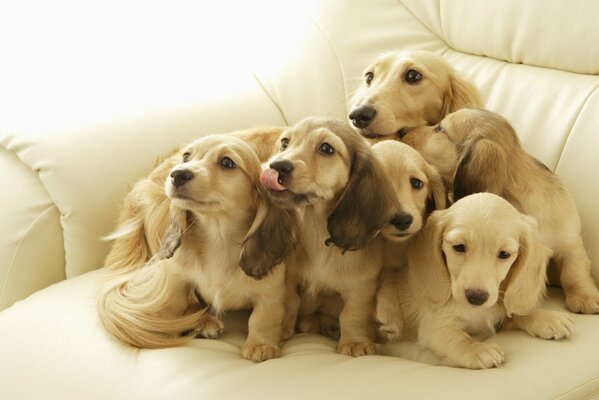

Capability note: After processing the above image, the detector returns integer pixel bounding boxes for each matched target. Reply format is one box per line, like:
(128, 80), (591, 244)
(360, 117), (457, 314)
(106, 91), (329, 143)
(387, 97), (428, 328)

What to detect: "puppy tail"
(97, 260), (207, 349)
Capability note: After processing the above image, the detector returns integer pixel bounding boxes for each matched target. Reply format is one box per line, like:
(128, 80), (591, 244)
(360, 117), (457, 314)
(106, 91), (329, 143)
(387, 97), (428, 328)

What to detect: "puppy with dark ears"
(260, 117), (399, 356)
(98, 134), (298, 362)
(392, 193), (573, 369)
(401, 108), (599, 314)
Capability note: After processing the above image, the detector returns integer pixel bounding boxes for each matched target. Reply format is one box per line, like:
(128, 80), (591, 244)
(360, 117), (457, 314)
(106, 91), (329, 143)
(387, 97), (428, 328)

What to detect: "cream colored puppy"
(396, 193), (573, 369)
(349, 50), (482, 140)
(260, 117), (399, 356)
(401, 108), (599, 314)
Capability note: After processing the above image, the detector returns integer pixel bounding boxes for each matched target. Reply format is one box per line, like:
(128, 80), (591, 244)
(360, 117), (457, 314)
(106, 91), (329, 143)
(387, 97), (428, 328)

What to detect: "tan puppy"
(104, 126), (285, 273)
(348, 50), (482, 140)
(401, 108), (599, 314)
(396, 193), (573, 369)
(260, 117), (399, 356)
(371, 141), (447, 341)
(98, 134), (297, 362)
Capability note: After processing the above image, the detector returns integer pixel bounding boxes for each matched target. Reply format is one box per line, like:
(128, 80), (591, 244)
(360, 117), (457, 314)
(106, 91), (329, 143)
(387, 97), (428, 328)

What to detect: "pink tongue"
(260, 168), (287, 191)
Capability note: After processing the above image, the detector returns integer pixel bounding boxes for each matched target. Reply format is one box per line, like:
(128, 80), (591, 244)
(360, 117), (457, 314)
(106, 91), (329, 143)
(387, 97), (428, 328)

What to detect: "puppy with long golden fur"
(401, 108), (599, 314)
(396, 193), (573, 369)
(372, 140), (447, 341)
(348, 50), (482, 140)
(260, 117), (400, 356)
(98, 134), (297, 362)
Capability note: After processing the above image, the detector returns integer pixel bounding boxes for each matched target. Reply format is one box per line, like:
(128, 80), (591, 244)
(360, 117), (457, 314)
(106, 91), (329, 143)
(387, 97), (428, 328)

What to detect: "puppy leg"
(337, 283), (378, 356)
(418, 315), (504, 369)
(504, 309), (574, 340)
(555, 240), (599, 314)
(297, 292), (323, 335)
(242, 291), (285, 362)
(282, 279), (300, 340)
(375, 269), (404, 342)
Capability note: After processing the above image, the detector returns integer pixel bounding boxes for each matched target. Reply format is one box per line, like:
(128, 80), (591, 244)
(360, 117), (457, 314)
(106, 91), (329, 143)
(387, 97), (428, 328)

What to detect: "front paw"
(527, 310), (574, 340)
(447, 342), (504, 369)
(338, 340), (379, 357)
(565, 290), (599, 314)
(241, 343), (280, 362)
(194, 314), (224, 339)
(376, 311), (403, 342)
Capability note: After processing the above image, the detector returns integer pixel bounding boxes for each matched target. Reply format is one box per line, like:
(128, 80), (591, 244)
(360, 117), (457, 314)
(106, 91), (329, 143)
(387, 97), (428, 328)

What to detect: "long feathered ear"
(441, 72), (483, 116)
(156, 206), (189, 260)
(240, 184), (298, 279)
(326, 147), (398, 252)
(453, 138), (510, 201)
(408, 210), (451, 304)
(425, 162), (448, 213)
(503, 215), (551, 317)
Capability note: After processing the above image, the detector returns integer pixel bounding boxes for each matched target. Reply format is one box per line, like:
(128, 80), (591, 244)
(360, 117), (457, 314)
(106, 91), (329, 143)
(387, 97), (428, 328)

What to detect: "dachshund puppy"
(396, 193), (573, 369)
(348, 50), (482, 141)
(98, 134), (297, 362)
(260, 117), (399, 356)
(371, 140), (447, 341)
(401, 108), (599, 314)
(103, 126), (285, 273)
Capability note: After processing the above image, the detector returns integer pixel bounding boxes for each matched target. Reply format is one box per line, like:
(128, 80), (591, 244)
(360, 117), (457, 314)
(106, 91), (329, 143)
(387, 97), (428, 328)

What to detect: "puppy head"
(435, 193), (549, 313)
(373, 140), (447, 242)
(348, 50), (482, 140)
(261, 117), (398, 251)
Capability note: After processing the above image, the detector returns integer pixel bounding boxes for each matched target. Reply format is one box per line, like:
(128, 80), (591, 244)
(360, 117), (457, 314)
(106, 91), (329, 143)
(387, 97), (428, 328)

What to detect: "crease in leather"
(251, 72), (291, 126)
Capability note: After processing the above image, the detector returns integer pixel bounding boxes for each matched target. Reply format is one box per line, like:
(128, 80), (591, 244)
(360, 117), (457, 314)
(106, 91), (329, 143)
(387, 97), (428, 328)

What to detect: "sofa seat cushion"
(1, 269), (598, 400)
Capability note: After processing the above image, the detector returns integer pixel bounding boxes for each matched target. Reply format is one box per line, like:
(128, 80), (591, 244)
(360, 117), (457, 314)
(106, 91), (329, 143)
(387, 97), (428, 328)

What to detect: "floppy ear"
(503, 215), (551, 317)
(156, 206), (190, 260)
(326, 149), (398, 251)
(441, 72), (483, 116)
(453, 138), (510, 201)
(425, 163), (448, 213)
(407, 210), (451, 304)
(240, 185), (298, 279)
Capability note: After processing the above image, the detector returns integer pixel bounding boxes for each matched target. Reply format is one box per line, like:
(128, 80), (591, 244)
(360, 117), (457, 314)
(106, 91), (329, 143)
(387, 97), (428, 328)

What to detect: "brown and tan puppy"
(103, 126), (285, 273)
(371, 140), (447, 341)
(401, 108), (599, 314)
(396, 193), (573, 369)
(260, 117), (400, 356)
(98, 134), (297, 362)
(348, 50), (482, 141)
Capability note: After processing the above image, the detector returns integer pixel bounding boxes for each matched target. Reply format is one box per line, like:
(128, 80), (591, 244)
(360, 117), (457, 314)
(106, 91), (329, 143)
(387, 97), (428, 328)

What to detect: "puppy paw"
(451, 342), (504, 369)
(318, 314), (340, 340)
(298, 314), (320, 334)
(565, 291), (599, 314)
(338, 341), (379, 357)
(241, 343), (280, 362)
(194, 314), (224, 339)
(527, 310), (574, 340)
(376, 298), (403, 342)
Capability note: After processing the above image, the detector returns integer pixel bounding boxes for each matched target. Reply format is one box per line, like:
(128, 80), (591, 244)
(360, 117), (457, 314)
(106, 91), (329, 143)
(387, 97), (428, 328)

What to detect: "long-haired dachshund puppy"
(103, 126), (285, 273)
(98, 134), (297, 362)
(348, 50), (482, 141)
(396, 193), (573, 369)
(260, 117), (400, 356)
(371, 140), (447, 341)
(401, 108), (599, 314)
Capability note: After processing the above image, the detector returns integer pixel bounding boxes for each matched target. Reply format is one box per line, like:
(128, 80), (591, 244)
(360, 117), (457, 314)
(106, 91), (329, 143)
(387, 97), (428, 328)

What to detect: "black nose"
(390, 213), (413, 231)
(349, 105), (377, 129)
(465, 289), (489, 306)
(170, 169), (194, 188)
(270, 160), (294, 176)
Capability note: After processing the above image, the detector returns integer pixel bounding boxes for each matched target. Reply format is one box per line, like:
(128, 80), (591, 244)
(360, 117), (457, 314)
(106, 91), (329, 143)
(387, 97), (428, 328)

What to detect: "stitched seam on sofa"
(0, 205), (64, 308)
(500, 365), (543, 400)
(306, 14), (349, 115)
(250, 72), (291, 126)
(554, 82), (599, 173)
(397, 0), (448, 47)
(555, 375), (599, 400)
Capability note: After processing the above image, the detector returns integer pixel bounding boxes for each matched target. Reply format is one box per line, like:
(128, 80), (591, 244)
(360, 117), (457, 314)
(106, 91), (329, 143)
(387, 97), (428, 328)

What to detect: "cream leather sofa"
(1, 1), (598, 399)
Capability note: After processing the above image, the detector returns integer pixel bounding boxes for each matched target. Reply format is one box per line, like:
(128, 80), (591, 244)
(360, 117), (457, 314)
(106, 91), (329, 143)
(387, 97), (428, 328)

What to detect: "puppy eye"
(219, 156), (236, 169)
(433, 124), (444, 133)
(318, 142), (335, 155)
(365, 72), (374, 86)
(452, 244), (466, 253)
(183, 152), (191, 163)
(498, 251), (511, 260)
(405, 69), (423, 84)
(281, 138), (289, 150)
(410, 178), (424, 190)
